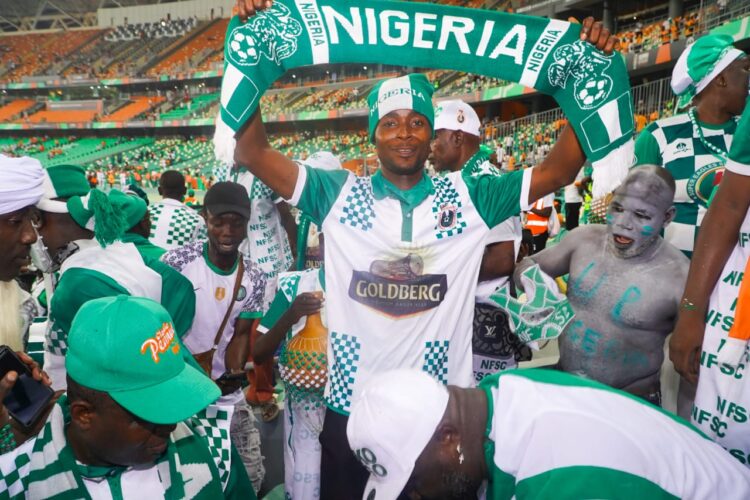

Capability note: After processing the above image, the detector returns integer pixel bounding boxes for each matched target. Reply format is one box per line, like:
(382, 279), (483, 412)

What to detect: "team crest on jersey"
(438, 204), (458, 230)
(349, 254), (447, 317)
(215, 287), (226, 301)
(687, 161), (724, 208)
(669, 139), (694, 159)
(237, 285), (247, 301)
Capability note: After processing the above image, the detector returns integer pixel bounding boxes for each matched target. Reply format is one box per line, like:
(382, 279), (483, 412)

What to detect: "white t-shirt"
(162, 241), (266, 382)
(289, 153), (531, 414)
(692, 158), (750, 465)
(148, 198), (206, 250)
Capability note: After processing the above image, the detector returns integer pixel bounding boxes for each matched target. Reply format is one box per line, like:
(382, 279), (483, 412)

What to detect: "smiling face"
(606, 168), (675, 259)
(375, 109), (432, 178)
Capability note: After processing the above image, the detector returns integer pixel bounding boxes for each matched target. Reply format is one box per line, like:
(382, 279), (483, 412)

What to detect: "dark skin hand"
(0, 352), (60, 444)
(478, 241), (516, 282)
(218, 318), (255, 395)
(253, 292), (324, 364)
(670, 169), (750, 384)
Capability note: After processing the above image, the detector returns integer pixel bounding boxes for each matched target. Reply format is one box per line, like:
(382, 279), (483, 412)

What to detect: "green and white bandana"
(67, 190), (127, 247)
(38, 164), (90, 213)
(367, 73), (435, 141)
(672, 34), (746, 109)
(217, 0), (635, 195)
(491, 264), (575, 344)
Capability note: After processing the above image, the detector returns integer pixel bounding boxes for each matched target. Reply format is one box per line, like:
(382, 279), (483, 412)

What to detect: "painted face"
(430, 129), (460, 173)
(606, 177), (673, 259)
(0, 206), (38, 281)
(205, 211), (248, 257)
(375, 109), (432, 177)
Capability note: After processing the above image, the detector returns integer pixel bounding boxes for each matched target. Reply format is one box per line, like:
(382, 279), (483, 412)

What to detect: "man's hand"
(289, 292), (324, 324)
(669, 312), (705, 384)
(579, 17), (621, 55)
(0, 352), (56, 442)
(236, 0), (273, 21)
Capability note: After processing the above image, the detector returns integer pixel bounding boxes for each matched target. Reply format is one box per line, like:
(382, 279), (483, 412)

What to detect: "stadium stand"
(102, 96), (166, 122)
(147, 19), (228, 76)
(0, 99), (35, 122)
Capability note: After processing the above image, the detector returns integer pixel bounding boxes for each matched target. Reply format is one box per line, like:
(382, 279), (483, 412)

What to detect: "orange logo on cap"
(140, 322), (179, 363)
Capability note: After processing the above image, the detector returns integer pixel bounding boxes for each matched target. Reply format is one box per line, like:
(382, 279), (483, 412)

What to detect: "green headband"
(368, 73), (435, 143)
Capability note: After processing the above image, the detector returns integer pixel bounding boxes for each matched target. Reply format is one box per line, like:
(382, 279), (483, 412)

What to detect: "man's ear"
(70, 400), (96, 430)
(663, 205), (676, 227)
(451, 131), (464, 148)
(201, 209), (208, 223)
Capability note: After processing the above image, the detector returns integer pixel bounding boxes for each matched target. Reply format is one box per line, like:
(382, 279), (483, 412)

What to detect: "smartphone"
(0, 346), (54, 429)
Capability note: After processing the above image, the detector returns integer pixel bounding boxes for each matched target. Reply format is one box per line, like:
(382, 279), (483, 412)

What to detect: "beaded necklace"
(688, 107), (729, 163)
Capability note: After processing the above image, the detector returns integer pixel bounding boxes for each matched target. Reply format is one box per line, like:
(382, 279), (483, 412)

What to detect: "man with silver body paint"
(514, 166), (689, 405)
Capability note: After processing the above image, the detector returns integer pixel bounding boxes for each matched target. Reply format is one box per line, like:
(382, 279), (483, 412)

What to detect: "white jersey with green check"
(480, 370), (750, 499)
(634, 112), (736, 257)
(288, 156), (531, 414)
(148, 198), (206, 250)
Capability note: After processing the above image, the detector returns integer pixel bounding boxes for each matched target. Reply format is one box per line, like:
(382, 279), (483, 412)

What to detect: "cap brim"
(205, 203), (250, 220)
(110, 363), (221, 424)
(362, 465), (412, 500)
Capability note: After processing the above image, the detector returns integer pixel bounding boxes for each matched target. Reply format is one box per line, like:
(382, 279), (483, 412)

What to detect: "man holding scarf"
(233, 3), (619, 496)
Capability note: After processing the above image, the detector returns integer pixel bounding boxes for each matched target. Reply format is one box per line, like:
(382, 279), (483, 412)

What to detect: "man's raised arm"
(234, 110), (300, 201)
(527, 18), (620, 204)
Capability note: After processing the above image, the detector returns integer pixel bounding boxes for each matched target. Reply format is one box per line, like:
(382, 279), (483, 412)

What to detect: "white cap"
(434, 99), (481, 137)
(347, 369), (449, 500)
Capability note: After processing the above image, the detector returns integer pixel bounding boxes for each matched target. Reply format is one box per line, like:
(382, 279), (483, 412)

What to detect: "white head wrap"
(0, 154), (44, 215)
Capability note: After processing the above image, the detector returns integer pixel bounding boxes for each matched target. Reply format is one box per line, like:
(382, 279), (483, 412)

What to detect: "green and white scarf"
(491, 265), (575, 344)
(217, 0), (635, 194)
(1, 397), (232, 499)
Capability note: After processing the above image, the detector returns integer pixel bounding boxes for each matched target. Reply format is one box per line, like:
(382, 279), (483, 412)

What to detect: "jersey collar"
(371, 169), (435, 211)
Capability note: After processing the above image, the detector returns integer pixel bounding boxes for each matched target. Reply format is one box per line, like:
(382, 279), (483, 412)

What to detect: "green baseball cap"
(368, 73), (435, 143)
(66, 295), (220, 424)
(38, 164), (90, 213)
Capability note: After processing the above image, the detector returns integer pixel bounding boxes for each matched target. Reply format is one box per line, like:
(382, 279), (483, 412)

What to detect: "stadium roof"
(1, 0), (188, 32)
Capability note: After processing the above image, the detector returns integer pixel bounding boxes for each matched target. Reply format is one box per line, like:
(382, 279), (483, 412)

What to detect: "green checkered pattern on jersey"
(640, 113), (736, 256)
